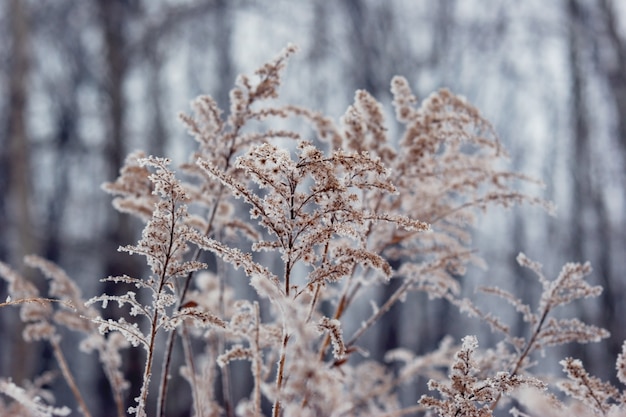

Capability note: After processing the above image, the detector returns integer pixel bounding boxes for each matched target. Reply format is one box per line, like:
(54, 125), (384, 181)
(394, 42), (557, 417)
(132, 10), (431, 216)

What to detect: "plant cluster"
(1, 45), (624, 417)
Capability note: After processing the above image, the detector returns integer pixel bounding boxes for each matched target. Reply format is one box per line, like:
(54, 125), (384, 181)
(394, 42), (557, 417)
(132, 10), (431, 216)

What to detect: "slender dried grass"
(0, 45), (622, 417)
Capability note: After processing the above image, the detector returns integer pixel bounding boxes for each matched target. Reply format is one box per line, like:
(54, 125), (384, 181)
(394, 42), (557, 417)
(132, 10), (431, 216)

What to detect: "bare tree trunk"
(213, 0), (235, 111)
(597, 0), (626, 160)
(96, 1), (143, 414)
(7, 0), (36, 268)
(145, 43), (167, 158)
(592, 0), (626, 373)
(564, 0), (616, 372)
(566, 0), (590, 264)
(97, 0), (129, 181)
(213, 2), (238, 413)
(341, 0), (387, 94)
(564, 2), (626, 380)
(5, 0), (40, 384)
(95, 0), (138, 301)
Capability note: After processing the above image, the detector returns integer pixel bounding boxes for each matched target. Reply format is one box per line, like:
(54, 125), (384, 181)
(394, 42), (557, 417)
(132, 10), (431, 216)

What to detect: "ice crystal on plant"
(0, 379), (70, 417)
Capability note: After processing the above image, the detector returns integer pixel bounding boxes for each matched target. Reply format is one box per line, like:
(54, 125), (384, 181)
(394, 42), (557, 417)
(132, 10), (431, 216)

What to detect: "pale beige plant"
(0, 374), (70, 417)
(419, 253), (615, 416)
(0, 45), (622, 417)
(0, 258), (126, 417)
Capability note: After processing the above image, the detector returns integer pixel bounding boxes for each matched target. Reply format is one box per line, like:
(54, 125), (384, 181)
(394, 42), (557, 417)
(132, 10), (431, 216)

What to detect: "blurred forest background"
(1, 0), (625, 415)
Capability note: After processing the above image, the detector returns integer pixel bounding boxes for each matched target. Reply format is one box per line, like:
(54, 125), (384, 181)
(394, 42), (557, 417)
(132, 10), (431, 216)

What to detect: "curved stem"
(345, 277), (411, 349)
(137, 197), (177, 416)
(273, 332), (290, 417)
(157, 186), (225, 417)
(51, 338), (93, 417)
(252, 302), (262, 417)
(218, 258), (235, 417)
(180, 323), (200, 416)
(490, 304), (551, 411)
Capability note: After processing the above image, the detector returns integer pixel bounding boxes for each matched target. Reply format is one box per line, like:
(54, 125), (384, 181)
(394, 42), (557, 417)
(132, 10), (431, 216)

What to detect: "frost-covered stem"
(490, 304), (551, 411)
(318, 265), (360, 361)
(306, 238), (330, 324)
(318, 285), (348, 361)
(156, 323), (175, 417)
(273, 232), (295, 417)
(109, 376), (126, 417)
(138, 199), (177, 416)
(156, 271), (200, 416)
(158, 185), (226, 417)
(218, 260), (235, 417)
(273, 332), (290, 417)
(305, 283), (321, 323)
(346, 277), (412, 350)
(284, 261), (291, 297)
(51, 338), (93, 417)
(180, 323), (201, 416)
(513, 307), (550, 375)
(284, 181), (296, 297)
(252, 302), (262, 417)
(218, 329), (234, 417)
(317, 199), (382, 360)
(137, 283), (165, 416)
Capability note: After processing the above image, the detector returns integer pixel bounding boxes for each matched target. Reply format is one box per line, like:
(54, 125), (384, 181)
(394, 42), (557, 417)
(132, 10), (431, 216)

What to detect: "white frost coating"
(0, 379), (71, 417)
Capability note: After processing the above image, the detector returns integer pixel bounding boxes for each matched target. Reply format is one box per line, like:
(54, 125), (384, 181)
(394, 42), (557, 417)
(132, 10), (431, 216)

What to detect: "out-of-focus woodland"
(1, 0), (625, 415)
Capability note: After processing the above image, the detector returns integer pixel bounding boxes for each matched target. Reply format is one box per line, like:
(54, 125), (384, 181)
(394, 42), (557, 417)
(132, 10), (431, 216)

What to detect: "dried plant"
(420, 253), (618, 416)
(0, 45), (623, 417)
(0, 374), (70, 417)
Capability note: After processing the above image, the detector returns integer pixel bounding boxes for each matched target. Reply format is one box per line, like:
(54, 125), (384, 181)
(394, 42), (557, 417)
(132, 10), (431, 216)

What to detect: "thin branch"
(51, 338), (93, 417)
(273, 332), (290, 417)
(252, 302), (262, 417)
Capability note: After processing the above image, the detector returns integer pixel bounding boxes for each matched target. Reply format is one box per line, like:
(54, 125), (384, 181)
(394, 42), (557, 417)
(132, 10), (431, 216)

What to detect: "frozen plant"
(0, 45), (624, 417)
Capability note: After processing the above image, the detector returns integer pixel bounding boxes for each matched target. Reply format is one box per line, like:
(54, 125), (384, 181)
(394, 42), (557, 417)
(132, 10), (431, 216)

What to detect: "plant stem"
(51, 338), (93, 417)
(305, 283), (321, 323)
(138, 198), (177, 416)
(157, 186), (225, 416)
(180, 323), (200, 416)
(273, 332), (290, 417)
(490, 304), (551, 411)
(345, 277), (412, 349)
(137, 321), (158, 416)
(218, 260), (235, 417)
(253, 302), (262, 417)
